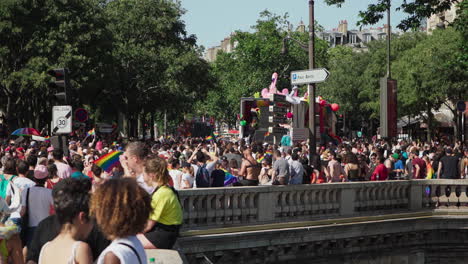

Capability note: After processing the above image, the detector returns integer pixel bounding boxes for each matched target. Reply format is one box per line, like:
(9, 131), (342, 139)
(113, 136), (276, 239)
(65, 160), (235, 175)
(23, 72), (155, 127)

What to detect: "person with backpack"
(138, 156), (182, 250)
(188, 145), (218, 188)
(5, 160), (34, 229)
(20, 165), (53, 249)
(0, 159), (17, 199)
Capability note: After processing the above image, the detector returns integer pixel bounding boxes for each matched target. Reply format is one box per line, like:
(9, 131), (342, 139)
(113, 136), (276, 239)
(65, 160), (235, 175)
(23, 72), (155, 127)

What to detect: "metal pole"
(164, 110), (167, 137)
(386, 0), (391, 79)
(308, 0), (316, 165)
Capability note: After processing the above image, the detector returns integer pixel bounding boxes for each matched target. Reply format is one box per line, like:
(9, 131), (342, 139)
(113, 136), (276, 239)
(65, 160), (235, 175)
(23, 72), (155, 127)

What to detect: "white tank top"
(97, 236), (147, 264)
(38, 241), (81, 264)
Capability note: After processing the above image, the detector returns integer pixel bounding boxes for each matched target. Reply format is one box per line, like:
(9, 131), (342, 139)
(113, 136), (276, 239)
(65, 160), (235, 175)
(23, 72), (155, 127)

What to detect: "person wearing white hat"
(20, 165), (53, 248)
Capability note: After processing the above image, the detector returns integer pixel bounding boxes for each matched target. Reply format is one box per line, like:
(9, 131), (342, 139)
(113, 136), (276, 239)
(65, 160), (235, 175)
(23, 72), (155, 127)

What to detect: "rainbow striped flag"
(257, 156), (265, 163)
(205, 135), (213, 141)
(87, 128), (95, 136)
(213, 132), (219, 137)
(94, 151), (123, 173)
(264, 131), (270, 137)
(265, 150), (273, 155)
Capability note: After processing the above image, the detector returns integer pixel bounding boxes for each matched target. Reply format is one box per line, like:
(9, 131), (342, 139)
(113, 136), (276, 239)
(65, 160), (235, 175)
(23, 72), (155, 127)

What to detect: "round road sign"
(456, 101), (466, 112)
(75, 108), (88, 122)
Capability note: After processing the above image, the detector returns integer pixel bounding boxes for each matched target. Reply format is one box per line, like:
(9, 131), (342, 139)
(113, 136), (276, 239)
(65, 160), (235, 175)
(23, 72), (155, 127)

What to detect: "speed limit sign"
(52, 105), (72, 134)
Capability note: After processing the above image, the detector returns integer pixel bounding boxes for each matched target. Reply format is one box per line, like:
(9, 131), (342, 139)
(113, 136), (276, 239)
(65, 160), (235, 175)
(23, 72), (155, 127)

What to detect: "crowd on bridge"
(0, 132), (465, 263)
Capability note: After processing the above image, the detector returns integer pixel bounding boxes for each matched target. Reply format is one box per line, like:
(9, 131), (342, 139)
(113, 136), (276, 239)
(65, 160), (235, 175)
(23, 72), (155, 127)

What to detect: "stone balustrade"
(178, 180), (468, 231)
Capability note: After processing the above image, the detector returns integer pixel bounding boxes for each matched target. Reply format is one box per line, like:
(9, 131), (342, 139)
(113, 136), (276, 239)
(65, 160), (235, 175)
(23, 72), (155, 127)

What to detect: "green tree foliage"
(103, 0), (214, 135)
(393, 28), (467, 138)
(0, 0), (110, 129)
(320, 32), (427, 134)
(203, 11), (328, 127)
(324, 0), (460, 31)
(0, 0), (213, 136)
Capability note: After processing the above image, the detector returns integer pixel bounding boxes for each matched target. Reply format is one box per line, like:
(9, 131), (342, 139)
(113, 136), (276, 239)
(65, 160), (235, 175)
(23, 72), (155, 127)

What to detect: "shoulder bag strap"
(26, 188), (30, 209)
(117, 242), (142, 264)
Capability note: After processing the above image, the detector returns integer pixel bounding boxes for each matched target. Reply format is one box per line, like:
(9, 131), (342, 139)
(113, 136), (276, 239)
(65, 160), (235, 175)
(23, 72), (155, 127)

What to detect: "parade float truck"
(239, 73), (340, 145)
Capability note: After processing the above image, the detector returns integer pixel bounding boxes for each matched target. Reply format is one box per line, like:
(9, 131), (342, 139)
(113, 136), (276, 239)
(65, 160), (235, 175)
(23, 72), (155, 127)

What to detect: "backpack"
(0, 175), (16, 199)
(195, 165), (210, 188)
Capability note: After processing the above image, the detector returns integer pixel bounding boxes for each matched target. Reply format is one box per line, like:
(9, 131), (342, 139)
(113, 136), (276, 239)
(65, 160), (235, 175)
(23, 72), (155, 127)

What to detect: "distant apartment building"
(204, 34), (237, 62)
(426, 1), (459, 33)
(316, 20), (390, 50)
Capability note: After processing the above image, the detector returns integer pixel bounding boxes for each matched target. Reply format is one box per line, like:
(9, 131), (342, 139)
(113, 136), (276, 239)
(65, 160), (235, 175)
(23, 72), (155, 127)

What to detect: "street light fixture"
(281, 0), (317, 166)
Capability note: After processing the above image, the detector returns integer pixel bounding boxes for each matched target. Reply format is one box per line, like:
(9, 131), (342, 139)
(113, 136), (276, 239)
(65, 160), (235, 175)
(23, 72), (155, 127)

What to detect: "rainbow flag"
(265, 150), (273, 155)
(257, 155), (265, 163)
(94, 151), (123, 173)
(213, 132), (219, 136)
(221, 169), (238, 186)
(205, 135), (213, 141)
(112, 141), (117, 147)
(87, 128), (95, 136)
(264, 131), (270, 137)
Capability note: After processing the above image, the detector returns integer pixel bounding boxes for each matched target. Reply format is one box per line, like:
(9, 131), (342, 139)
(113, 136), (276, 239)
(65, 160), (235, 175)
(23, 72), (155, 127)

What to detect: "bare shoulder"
(75, 241), (93, 264)
(104, 251), (121, 264)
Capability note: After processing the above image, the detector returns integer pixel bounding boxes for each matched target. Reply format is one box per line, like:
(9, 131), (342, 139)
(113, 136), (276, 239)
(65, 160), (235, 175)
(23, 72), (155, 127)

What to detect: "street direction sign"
(269, 116), (287, 124)
(269, 93), (287, 103)
(291, 68), (330, 85)
(268, 127), (289, 134)
(52, 105), (72, 134)
(269, 105), (288, 114)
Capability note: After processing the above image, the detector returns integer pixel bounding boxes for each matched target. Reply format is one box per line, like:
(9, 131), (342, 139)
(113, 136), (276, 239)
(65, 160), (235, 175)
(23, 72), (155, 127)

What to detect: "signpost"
(268, 105), (288, 114)
(52, 105), (72, 134)
(291, 68), (330, 86)
(268, 127), (289, 134)
(290, 67), (330, 166)
(269, 116), (287, 124)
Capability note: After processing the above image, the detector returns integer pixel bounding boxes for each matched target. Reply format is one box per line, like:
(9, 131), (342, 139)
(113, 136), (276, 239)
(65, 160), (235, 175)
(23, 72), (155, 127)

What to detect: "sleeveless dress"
(38, 241), (81, 264)
(97, 236), (147, 264)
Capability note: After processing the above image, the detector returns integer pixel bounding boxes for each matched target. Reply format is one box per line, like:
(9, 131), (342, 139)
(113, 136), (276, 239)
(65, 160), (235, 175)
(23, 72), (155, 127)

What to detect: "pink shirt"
(54, 161), (72, 179)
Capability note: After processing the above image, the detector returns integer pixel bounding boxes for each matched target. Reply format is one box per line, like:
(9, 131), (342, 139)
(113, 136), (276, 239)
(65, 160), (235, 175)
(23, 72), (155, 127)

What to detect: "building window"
(349, 34), (357, 44)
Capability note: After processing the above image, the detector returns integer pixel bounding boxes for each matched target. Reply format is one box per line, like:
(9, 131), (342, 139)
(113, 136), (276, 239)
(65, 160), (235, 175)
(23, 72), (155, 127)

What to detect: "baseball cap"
(392, 153), (399, 159)
(34, 165), (49, 179)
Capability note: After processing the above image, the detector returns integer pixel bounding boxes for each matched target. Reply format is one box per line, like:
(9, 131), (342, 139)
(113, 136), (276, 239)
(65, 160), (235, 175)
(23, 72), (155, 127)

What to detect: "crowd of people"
(0, 134), (465, 263)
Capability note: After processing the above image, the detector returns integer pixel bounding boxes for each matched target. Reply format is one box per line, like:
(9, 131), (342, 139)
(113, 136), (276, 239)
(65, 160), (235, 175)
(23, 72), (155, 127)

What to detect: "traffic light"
(47, 68), (70, 105)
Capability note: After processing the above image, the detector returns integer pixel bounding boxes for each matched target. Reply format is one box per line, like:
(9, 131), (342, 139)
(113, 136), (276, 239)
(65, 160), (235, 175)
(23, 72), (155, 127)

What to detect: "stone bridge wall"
(178, 180), (468, 231)
(177, 180), (468, 263)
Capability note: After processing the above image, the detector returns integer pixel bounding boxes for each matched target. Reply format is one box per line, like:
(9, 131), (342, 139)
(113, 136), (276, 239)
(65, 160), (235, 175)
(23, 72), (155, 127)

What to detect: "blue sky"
(180, 0), (406, 48)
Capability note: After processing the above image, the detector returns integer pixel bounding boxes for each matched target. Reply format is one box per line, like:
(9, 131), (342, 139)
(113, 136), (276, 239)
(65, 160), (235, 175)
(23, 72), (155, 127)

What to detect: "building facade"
(204, 34), (237, 62)
(426, 1), (459, 33)
(316, 20), (389, 51)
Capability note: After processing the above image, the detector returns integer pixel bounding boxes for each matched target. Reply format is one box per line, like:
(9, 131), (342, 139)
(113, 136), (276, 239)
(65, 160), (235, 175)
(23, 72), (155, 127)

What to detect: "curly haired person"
(91, 178), (151, 264)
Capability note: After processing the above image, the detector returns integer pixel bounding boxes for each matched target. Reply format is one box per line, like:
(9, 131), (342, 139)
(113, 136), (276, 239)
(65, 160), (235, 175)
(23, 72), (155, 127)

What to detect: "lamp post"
(282, 1), (316, 165)
(308, 0), (316, 166)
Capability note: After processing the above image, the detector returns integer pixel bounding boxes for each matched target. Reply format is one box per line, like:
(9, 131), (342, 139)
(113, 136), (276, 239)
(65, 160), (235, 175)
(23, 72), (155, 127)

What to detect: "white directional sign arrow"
(291, 68), (330, 85)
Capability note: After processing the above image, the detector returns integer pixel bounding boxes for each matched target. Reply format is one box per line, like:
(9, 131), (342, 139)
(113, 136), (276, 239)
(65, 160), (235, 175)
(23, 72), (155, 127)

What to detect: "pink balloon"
(331, 103), (340, 112)
(319, 100), (327, 106)
(286, 112), (293, 118)
(281, 88), (289, 95)
(261, 88), (270, 99)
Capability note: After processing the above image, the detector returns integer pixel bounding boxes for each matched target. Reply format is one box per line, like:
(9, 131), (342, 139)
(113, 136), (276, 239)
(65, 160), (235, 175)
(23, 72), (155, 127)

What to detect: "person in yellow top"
(137, 156), (183, 249)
